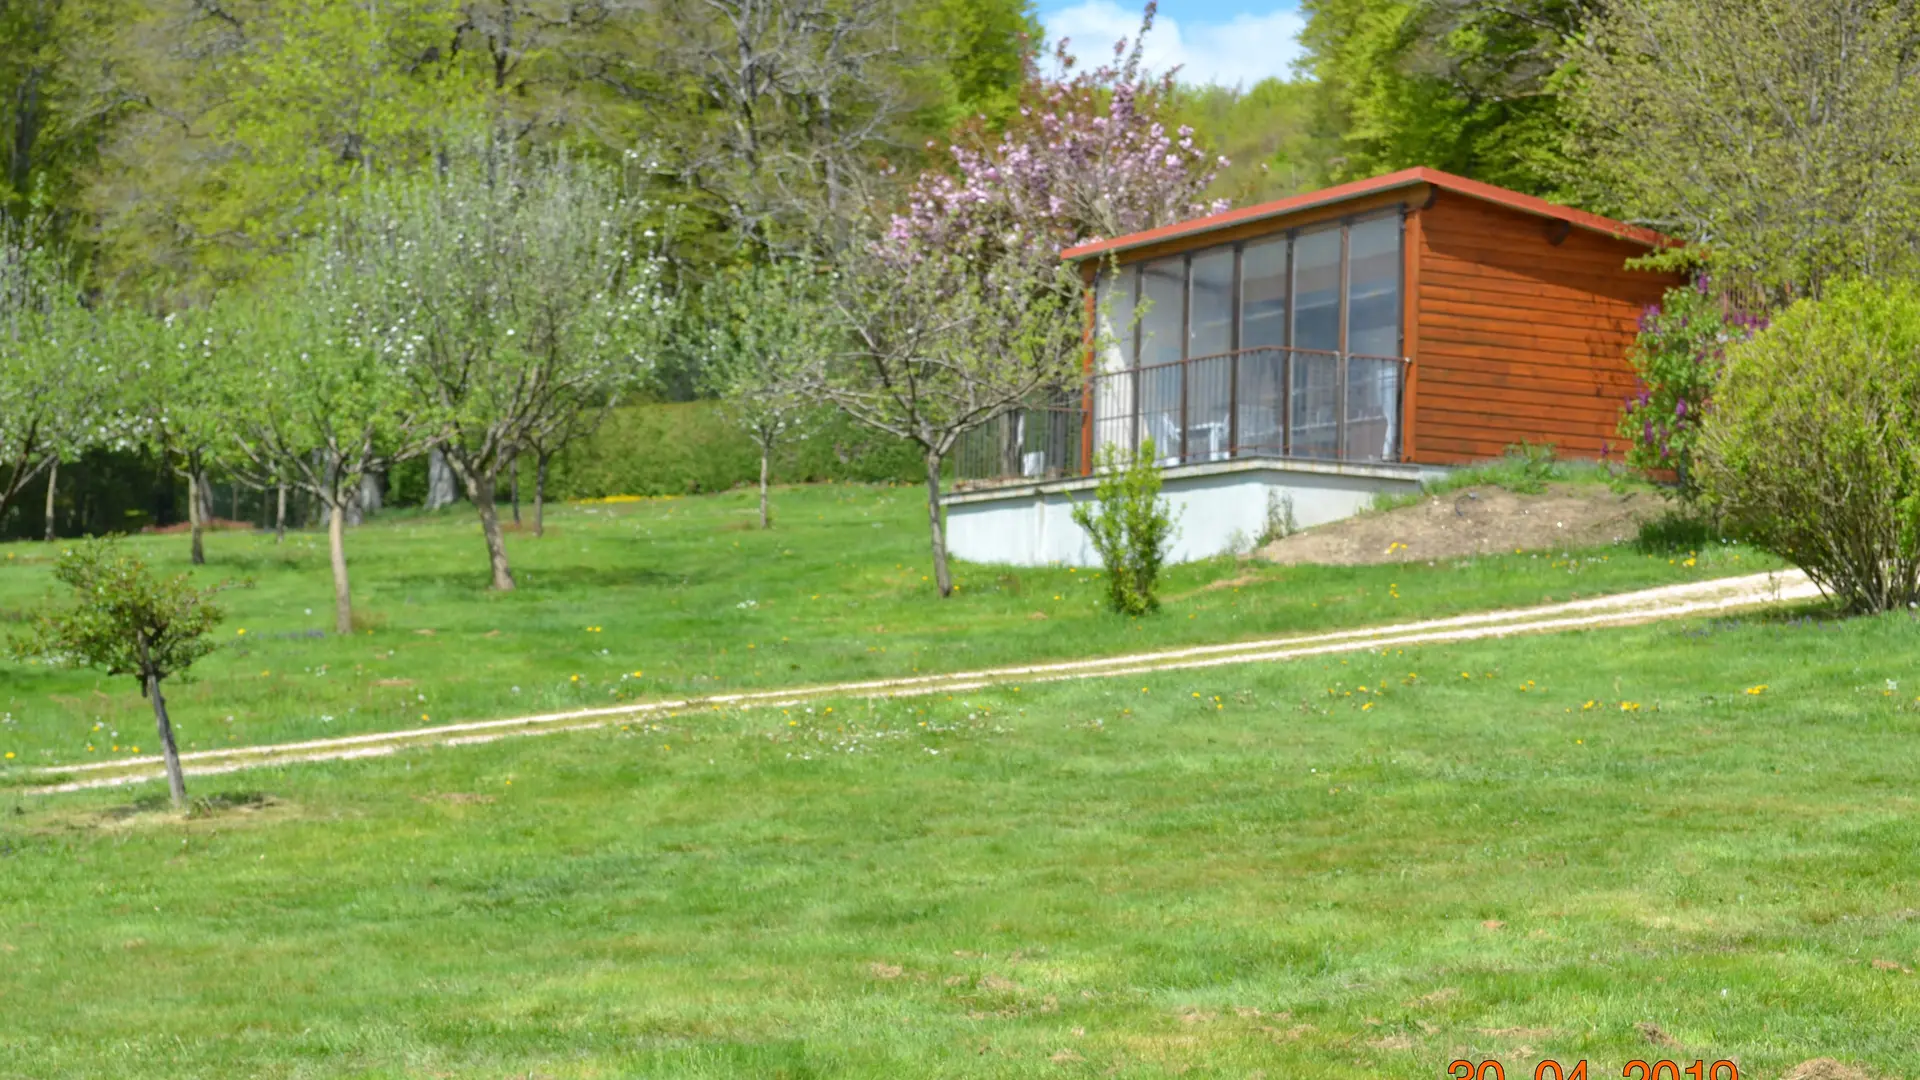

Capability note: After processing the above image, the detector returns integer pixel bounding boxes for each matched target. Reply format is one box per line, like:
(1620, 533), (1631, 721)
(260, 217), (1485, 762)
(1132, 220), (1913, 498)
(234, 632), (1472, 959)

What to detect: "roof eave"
(1060, 167), (1677, 263)
(1059, 173), (1428, 263)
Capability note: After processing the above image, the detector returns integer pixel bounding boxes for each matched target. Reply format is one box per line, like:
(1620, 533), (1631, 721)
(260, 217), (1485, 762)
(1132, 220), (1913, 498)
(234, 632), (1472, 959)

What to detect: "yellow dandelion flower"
(1746, 684), (1768, 696)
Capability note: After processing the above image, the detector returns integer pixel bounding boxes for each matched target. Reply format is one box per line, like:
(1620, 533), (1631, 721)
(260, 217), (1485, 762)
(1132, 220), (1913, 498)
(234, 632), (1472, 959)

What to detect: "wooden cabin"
(946, 168), (1683, 567)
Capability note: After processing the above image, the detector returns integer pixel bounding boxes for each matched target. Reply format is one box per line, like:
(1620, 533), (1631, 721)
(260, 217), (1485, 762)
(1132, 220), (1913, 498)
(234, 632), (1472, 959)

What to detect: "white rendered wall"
(945, 460), (1431, 568)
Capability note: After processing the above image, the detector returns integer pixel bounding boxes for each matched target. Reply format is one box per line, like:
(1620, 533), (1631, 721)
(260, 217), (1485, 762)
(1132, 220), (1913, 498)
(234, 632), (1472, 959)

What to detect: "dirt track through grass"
(23, 568), (1819, 796)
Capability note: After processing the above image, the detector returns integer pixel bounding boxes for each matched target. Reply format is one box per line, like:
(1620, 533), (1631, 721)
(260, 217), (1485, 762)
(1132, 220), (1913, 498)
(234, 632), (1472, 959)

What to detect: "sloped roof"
(1060, 166), (1675, 261)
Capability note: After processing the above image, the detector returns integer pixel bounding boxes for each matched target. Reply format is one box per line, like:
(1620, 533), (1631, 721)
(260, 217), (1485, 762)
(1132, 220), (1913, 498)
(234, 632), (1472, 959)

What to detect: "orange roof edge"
(1060, 166), (1677, 261)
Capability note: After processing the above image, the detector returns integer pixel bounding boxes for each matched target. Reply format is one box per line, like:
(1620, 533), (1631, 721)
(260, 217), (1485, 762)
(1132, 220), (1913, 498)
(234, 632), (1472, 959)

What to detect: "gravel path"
(25, 568), (1819, 796)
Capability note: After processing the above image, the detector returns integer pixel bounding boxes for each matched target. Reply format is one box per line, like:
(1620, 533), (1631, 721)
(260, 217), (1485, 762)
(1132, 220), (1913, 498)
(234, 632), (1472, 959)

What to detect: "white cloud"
(1042, 1), (1308, 88)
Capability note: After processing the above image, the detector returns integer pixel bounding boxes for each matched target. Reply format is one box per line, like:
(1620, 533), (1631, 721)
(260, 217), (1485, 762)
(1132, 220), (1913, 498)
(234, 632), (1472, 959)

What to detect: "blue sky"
(1039, 0), (1308, 87)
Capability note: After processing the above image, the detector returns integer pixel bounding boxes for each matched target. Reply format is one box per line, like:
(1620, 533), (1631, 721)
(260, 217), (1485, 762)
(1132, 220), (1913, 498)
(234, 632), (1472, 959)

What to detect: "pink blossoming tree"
(826, 3), (1228, 597)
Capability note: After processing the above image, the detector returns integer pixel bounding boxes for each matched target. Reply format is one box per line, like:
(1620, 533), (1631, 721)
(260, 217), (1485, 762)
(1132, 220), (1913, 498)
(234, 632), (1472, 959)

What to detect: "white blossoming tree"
(0, 225), (119, 540)
(697, 261), (837, 529)
(214, 268), (435, 635)
(343, 141), (669, 590)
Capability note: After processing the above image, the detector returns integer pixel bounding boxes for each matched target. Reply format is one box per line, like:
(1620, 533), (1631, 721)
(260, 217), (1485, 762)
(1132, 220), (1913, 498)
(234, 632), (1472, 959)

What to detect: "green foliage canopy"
(1299, 0), (1583, 197)
(1569, 0), (1920, 297)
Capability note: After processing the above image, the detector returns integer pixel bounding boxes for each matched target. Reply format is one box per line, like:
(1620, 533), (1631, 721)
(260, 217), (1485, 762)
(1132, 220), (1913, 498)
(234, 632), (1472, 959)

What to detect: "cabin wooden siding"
(1410, 194), (1684, 464)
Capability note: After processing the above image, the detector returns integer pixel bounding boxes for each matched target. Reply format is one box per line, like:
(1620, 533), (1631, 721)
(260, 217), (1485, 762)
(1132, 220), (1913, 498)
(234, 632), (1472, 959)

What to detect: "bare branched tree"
(585, 0), (920, 252)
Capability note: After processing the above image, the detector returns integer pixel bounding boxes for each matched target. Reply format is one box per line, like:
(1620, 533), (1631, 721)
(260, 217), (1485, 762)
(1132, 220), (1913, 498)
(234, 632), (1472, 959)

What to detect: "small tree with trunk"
(10, 541), (235, 810)
(0, 224), (117, 539)
(515, 395), (615, 538)
(698, 261), (835, 529)
(826, 239), (1085, 596)
(346, 140), (665, 589)
(216, 276), (432, 635)
(118, 305), (231, 566)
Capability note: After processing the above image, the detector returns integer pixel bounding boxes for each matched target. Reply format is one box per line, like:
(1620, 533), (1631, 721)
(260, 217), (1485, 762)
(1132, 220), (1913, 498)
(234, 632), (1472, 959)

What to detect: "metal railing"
(956, 346), (1407, 485)
(954, 395), (1087, 484)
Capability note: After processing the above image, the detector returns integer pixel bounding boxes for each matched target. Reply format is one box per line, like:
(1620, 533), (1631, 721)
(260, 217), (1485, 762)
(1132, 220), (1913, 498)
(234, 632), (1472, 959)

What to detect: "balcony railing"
(954, 346), (1408, 486)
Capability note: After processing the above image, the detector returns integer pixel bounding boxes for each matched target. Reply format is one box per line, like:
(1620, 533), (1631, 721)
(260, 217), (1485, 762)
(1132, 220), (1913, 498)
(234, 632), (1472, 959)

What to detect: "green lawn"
(0, 483), (1773, 770)
(3, 600), (1917, 1078)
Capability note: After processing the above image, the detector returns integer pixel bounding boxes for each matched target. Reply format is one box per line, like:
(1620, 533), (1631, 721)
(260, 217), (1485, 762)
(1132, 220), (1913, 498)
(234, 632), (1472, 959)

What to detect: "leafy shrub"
(1072, 440), (1176, 615)
(1617, 278), (1767, 497)
(1697, 279), (1920, 612)
(1500, 440), (1558, 495)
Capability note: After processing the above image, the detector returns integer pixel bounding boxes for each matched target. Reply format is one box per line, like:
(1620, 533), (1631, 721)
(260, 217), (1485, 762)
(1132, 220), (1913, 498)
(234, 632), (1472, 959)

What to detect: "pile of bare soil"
(1258, 483), (1659, 566)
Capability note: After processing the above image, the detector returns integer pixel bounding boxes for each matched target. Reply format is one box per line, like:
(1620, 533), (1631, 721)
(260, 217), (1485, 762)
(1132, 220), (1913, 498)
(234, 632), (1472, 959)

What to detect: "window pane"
(1138, 256), (1185, 367)
(1094, 266), (1135, 373)
(1240, 237), (1288, 349)
(1186, 353), (1232, 462)
(1290, 352), (1340, 459)
(1235, 348), (1285, 455)
(1343, 356), (1402, 462)
(1290, 227), (1341, 458)
(1347, 215), (1401, 357)
(1137, 362), (1183, 464)
(1188, 248), (1234, 358)
(1292, 228), (1341, 353)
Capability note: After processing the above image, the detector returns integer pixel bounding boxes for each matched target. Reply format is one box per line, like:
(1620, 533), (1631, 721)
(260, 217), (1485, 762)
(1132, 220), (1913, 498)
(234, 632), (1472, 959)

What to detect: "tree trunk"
(275, 483), (287, 543)
(473, 485), (516, 590)
(509, 453), (522, 526)
(147, 672), (188, 810)
(327, 494), (354, 635)
(42, 454), (57, 542)
(195, 467), (214, 524)
(758, 448), (771, 529)
(186, 469), (206, 566)
(534, 452), (550, 538)
(924, 454), (952, 598)
(359, 470), (384, 518)
(426, 447), (459, 510)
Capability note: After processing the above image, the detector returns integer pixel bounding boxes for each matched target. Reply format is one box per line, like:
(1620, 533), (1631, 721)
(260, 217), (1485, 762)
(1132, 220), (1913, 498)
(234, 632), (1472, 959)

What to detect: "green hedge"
(389, 401), (923, 505)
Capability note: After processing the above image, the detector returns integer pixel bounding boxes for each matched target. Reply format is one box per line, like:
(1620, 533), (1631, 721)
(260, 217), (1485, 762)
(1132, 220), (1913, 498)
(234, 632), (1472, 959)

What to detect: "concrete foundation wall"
(945, 459), (1436, 568)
